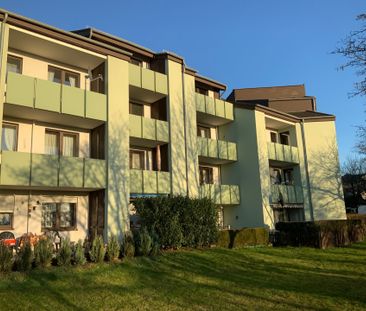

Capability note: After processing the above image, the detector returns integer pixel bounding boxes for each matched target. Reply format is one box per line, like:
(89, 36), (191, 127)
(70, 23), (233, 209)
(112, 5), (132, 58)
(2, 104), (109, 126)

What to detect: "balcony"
(197, 137), (237, 164)
(129, 64), (168, 99)
(270, 184), (304, 205)
(0, 151), (106, 189)
(129, 114), (169, 144)
(195, 93), (234, 126)
(267, 142), (299, 164)
(130, 169), (171, 194)
(5, 72), (107, 122)
(199, 184), (240, 205)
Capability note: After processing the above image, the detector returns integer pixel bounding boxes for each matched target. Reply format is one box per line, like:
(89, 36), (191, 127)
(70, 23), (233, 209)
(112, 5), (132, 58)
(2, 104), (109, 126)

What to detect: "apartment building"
(0, 10), (346, 241)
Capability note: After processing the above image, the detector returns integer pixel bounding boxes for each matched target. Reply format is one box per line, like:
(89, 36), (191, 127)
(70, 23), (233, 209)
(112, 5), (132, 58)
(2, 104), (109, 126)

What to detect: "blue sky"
(0, 0), (365, 163)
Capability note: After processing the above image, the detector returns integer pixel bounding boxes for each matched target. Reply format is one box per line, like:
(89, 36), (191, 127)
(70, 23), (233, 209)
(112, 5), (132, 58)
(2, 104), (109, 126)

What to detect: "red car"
(0, 231), (16, 247)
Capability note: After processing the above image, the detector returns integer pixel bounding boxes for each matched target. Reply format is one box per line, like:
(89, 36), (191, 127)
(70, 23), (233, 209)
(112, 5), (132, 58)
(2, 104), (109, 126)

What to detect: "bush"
(122, 232), (135, 258)
(106, 235), (120, 261)
(34, 237), (53, 268)
(0, 242), (13, 273)
(217, 228), (269, 248)
(150, 230), (161, 257)
(73, 240), (86, 265)
(15, 241), (33, 272)
(89, 236), (106, 263)
(57, 237), (72, 266)
(133, 196), (218, 249)
(135, 227), (152, 256)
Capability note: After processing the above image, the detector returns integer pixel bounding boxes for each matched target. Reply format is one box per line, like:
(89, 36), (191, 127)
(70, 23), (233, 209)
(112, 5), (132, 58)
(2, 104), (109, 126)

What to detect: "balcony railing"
(197, 137), (237, 162)
(195, 93), (234, 122)
(267, 142), (299, 163)
(199, 184), (240, 205)
(6, 72), (107, 121)
(270, 184), (304, 205)
(130, 169), (170, 194)
(129, 115), (169, 143)
(0, 151), (106, 188)
(129, 64), (168, 95)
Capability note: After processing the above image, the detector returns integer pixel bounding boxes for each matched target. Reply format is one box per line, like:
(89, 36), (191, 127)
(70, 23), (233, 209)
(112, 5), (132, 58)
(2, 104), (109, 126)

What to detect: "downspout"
(181, 61), (189, 196)
(300, 118), (314, 221)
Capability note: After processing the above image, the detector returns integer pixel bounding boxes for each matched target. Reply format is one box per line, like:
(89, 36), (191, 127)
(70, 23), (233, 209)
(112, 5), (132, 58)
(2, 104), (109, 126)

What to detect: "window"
(199, 166), (214, 185)
(270, 168), (282, 185)
(130, 102), (144, 116)
(197, 125), (211, 138)
(196, 87), (208, 96)
(283, 169), (294, 185)
(45, 130), (78, 157)
(280, 132), (290, 145)
(270, 132), (277, 143)
(42, 202), (76, 231)
(7, 55), (22, 74)
(130, 150), (145, 170)
(1, 123), (17, 151)
(0, 213), (13, 229)
(48, 66), (80, 88)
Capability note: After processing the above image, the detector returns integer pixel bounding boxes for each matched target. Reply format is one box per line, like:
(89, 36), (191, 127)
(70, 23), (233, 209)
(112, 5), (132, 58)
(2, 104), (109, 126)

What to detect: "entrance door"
(89, 190), (105, 240)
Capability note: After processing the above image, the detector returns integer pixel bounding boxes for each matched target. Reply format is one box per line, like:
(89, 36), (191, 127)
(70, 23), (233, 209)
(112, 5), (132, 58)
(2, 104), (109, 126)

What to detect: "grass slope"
(0, 242), (366, 310)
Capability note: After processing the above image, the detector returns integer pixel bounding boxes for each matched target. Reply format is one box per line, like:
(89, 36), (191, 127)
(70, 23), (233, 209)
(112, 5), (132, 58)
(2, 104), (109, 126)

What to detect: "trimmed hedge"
(133, 196), (218, 249)
(275, 219), (366, 248)
(217, 228), (269, 248)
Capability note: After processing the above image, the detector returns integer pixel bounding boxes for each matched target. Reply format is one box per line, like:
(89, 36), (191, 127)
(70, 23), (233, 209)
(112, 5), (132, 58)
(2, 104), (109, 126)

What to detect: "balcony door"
(89, 190), (105, 240)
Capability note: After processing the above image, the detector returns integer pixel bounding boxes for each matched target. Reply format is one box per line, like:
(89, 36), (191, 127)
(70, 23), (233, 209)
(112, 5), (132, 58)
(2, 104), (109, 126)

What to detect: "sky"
(0, 0), (365, 163)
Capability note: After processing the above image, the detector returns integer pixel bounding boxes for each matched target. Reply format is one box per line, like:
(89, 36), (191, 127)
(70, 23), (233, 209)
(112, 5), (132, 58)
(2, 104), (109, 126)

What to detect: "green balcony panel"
(1, 151), (31, 186)
(230, 185), (240, 205)
(221, 185), (231, 205)
(130, 169), (143, 193)
(31, 154), (59, 187)
(197, 137), (208, 157)
(59, 156), (84, 188)
(85, 91), (107, 121)
(215, 99), (225, 118)
(62, 85), (84, 117)
(195, 93), (206, 113)
(268, 142), (276, 160)
(155, 72), (168, 95)
(271, 184), (304, 204)
(84, 158), (106, 188)
(227, 142), (237, 161)
(35, 79), (61, 112)
(156, 120), (169, 142)
(142, 117), (156, 140)
(129, 63), (141, 87)
(205, 97), (215, 115)
(141, 68), (155, 91)
(157, 171), (170, 194)
(225, 102), (234, 120)
(218, 140), (228, 160)
(268, 142), (299, 163)
(208, 139), (218, 158)
(129, 114), (142, 138)
(143, 170), (157, 193)
(6, 72), (34, 107)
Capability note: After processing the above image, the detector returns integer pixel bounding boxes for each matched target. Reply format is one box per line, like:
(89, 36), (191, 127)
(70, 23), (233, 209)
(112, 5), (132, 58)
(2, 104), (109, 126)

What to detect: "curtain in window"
(146, 150), (152, 170)
(63, 135), (75, 157)
(42, 203), (57, 229)
(65, 75), (76, 87)
(59, 203), (74, 228)
(45, 132), (58, 155)
(2, 126), (16, 151)
(131, 152), (142, 169)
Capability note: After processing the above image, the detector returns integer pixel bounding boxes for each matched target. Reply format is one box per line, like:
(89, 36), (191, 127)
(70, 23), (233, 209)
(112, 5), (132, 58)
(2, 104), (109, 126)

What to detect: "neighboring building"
(0, 10), (346, 241)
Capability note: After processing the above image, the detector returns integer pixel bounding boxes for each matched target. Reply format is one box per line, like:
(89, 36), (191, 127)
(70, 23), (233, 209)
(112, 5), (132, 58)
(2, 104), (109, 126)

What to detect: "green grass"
(1, 242), (366, 311)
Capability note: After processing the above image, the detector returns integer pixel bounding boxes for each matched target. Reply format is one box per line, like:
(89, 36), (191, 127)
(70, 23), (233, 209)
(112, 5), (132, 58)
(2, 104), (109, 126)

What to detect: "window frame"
(7, 54), (23, 74)
(279, 132), (290, 146)
(270, 131), (278, 143)
(45, 129), (79, 157)
(197, 124), (211, 138)
(199, 165), (214, 185)
(129, 149), (146, 170)
(0, 212), (14, 230)
(129, 102), (144, 117)
(41, 202), (77, 232)
(48, 65), (80, 88)
(1, 122), (18, 152)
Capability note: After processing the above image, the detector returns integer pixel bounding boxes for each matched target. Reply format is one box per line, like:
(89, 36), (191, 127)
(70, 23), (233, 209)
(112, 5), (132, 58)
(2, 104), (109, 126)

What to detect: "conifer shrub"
(0, 242), (13, 273)
(136, 227), (152, 256)
(73, 240), (86, 265)
(34, 237), (53, 268)
(122, 232), (135, 258)
(89, 235), (106, 263)
(15, 241), (33, 272)
(106, 235), (120, 261)
(56, 237), (72, 266)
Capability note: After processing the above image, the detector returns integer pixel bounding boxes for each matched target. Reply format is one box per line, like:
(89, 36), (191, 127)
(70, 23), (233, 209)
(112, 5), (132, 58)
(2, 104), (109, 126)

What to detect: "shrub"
(106, 235), (120, 261)
(122, 232), (135, 258)
(150, 230), (161, 257)
(57, 237), (72, 266)
(137, 227), (152, 256)
(217, 228), (269, 248)
(89, 236), (105, 263)
(0, 242), (13, 273)
(133, 195), (218, 249)
(73, 240), (86, 265)
(15, 241), (33, 272)
(34, 237), (53, 268)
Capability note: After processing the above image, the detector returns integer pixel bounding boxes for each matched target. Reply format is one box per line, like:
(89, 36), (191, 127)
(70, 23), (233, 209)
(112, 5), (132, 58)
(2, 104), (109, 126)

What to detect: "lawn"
(0, 242), (366, 311)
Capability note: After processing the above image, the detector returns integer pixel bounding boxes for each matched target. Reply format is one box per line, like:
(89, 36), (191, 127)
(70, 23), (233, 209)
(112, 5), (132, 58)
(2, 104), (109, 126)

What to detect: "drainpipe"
(300, 119), (314, 221)
(181, 61), (189, 196)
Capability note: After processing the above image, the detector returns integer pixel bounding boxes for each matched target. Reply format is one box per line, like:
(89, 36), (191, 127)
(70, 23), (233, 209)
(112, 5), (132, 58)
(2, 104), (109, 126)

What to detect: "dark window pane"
(64, 72), (79, 87)
(48, 67), (62, 84)
(7, 56), (22, 74)
(130, 103), (144, 116)
(270, 132), (277, 143)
